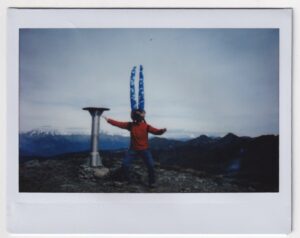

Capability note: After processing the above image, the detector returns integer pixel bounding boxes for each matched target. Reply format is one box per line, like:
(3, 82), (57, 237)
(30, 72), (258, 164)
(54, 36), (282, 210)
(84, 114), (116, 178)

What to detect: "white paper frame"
(6, 8), (292, 234)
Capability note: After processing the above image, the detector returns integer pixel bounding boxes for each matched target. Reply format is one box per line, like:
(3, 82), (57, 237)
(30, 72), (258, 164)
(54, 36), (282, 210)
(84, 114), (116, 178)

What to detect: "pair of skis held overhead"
(103, 65), (167, 149)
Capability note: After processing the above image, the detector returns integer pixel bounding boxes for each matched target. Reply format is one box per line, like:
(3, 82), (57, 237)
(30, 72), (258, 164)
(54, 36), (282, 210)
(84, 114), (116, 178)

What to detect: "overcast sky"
(19, 28), (279, 138)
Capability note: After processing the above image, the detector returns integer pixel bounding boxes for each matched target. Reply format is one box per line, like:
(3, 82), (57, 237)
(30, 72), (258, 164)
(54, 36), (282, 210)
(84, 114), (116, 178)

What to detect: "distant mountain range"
(19, 129), (226, 157)
(19, 129), (130, 157)
(20, 129), (198, 158)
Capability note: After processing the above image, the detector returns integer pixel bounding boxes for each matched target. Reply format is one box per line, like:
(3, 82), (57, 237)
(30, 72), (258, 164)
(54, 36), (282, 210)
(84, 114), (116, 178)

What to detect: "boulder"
(93, 167), (110, 178)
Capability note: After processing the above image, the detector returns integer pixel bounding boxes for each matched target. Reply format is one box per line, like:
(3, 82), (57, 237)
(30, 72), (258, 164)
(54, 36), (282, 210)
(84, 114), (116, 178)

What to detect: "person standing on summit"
(103, 65), (167, 188)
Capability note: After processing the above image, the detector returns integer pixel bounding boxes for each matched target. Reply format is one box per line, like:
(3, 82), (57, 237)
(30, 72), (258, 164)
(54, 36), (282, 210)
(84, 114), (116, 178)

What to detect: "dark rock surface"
(19, 133), (279, 193)
(19, 151), (272, 193)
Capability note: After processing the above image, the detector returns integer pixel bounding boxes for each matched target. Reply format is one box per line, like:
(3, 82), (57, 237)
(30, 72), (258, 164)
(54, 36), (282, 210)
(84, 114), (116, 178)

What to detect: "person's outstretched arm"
(103, 116), (130, 130)
(147, 124), (167, 135)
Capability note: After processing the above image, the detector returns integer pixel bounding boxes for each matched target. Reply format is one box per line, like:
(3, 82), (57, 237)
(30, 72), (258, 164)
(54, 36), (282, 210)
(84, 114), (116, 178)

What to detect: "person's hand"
(102, 116), (109, 122)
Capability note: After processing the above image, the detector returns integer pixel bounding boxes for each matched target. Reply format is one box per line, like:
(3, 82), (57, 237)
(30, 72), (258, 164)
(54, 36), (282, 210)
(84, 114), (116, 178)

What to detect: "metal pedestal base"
(83, 107), (109, 168)
(90, 152), (103, 167)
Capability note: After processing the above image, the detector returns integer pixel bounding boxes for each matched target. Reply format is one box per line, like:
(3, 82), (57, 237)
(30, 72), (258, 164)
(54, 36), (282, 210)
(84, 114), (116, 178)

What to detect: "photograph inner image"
(19, 28), (279, 193)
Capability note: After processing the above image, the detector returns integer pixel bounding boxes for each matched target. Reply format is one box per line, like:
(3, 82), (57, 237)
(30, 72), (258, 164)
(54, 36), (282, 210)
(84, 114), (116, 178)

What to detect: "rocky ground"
(19, 152), (260, 193)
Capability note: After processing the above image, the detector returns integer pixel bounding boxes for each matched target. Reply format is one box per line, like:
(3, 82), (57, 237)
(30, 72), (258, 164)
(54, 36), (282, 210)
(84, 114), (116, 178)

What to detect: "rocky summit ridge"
(20, 149), (275, 193)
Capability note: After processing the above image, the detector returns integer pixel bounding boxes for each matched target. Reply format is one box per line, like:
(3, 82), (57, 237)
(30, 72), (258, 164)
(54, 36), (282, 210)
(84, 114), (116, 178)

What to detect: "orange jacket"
(107, 118), (165, 150)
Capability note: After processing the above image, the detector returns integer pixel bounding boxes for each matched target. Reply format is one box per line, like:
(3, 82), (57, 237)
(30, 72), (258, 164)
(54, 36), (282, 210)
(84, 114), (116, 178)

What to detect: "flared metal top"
(83, 107), (110, 112)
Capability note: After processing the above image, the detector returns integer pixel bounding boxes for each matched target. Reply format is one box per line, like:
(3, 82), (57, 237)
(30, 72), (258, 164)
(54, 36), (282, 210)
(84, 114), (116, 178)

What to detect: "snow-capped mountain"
(21, 126), (91, 136)
(24, 128), (61, 137)
(19, 128), (130, 158)
(19, 127), (196, 158)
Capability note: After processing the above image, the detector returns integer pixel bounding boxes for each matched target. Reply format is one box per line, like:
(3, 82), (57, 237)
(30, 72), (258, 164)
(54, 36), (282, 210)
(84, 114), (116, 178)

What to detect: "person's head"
(131, 109), (146, 122)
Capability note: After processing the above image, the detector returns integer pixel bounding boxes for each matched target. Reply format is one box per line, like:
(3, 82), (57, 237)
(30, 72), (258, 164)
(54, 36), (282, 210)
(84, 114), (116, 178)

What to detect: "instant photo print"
(6, 8), (292, 234)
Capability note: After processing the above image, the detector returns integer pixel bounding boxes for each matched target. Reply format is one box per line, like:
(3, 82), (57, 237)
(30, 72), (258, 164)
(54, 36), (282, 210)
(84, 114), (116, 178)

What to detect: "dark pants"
(122, 149), (155, 184)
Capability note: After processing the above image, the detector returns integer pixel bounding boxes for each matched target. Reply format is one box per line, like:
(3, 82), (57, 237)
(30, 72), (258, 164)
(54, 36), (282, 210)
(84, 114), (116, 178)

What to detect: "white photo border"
(7, 8), (292, 234)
